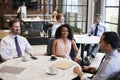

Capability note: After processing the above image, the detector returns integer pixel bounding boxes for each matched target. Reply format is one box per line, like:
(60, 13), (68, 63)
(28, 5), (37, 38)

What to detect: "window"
(66, 0), (78, 13)
(104, 0), (119, 32)
(0, 0), (88, 38)
(63, 0), (88, 33)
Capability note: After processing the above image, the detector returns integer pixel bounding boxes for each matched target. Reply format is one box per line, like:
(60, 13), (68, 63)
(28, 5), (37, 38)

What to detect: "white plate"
(46, 70), (57, 75)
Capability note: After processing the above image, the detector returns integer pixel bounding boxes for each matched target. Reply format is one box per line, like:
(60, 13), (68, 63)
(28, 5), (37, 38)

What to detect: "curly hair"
(54, 24), (73, 40)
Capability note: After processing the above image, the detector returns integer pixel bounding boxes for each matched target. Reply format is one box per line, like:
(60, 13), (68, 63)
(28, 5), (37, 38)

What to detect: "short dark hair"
(95, 14), (102, 20)
(8, 20), (19, 28)
(55, 24), (73, 40)
(103, 32), (120, 49)
(95, 14), (101, 16)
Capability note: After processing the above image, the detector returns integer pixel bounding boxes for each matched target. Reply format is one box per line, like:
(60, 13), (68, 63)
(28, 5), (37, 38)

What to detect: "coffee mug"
(21, 56), (28, 62)
(49, 65), (56, 73)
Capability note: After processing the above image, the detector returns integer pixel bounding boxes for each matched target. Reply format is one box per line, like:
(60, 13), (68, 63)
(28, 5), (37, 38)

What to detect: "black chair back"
(46, 38), (54, 56)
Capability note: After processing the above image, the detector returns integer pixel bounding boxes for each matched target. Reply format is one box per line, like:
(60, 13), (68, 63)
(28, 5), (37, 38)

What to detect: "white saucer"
(46, 70), (57, 75)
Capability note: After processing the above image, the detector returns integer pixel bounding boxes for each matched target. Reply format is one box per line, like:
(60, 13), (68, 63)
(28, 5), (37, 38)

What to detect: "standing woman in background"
(17, 2), (27, 19)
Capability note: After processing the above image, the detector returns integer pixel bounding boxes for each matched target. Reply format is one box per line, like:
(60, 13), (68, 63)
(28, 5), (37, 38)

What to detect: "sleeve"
(92, 60), (114, 80)
(24, 38), (34, 56)
(0, 39), (12, 60)
(88, 24), (94, 35)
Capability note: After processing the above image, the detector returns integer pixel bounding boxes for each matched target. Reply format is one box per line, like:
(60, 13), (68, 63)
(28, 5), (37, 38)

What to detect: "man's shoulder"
(99, 23), (106, 27)
(53, 22), (62, 26)
(17, 35), (27, 40)
(99, 23), (110, 30)
(52, 23), (59, 26)
(1, 34), (10, 40)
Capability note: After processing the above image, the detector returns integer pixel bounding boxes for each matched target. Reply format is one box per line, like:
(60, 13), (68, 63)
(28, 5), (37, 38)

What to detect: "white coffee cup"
(21, 56), (28, 62)
(49, 65), (56, 73)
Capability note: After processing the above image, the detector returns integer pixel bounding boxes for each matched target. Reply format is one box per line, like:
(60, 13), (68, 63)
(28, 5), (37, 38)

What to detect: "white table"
(4, 14), (52, 18)
(22, 18), (51, 22)
(0, 56), (78, 80)
(74, 34), (100, 44)
(74, 34), (100, 62)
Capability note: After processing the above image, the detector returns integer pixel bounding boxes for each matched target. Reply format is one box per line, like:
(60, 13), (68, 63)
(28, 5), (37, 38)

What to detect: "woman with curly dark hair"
(52, 24), (81, 62)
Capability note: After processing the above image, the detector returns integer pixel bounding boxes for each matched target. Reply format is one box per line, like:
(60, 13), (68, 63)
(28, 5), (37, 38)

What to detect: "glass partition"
(0, 0), (88, 38)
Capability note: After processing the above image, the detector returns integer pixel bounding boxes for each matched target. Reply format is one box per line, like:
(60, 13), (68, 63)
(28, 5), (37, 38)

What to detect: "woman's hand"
(73, 66), (84, 77)
(74, 56), (82, 62)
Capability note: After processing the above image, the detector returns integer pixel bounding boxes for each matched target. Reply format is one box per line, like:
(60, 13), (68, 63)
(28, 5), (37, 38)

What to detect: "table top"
(74, 34), (100, 44)
(0, 56), (78, 80)
(4, 14), (52, 17)
(22, 18), (51, 22)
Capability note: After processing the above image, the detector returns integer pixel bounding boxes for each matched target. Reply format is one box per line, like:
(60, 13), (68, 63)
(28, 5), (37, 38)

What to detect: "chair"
(48, 27), (52, 38)
(46, 38), (54, 56)
(31, 22), (43, 37)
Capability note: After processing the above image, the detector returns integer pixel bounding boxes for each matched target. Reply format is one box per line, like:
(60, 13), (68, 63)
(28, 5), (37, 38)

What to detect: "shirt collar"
(95, 21), (102, 25)
(105, 49), (118, 59)
(9, 33), (19, 38)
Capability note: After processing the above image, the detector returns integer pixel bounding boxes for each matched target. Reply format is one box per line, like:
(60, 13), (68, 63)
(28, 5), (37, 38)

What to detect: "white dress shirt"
(51, 22), (63, 37)
(88, 22), (110, 37)
(80, 50), (120, 80)
(92, 50), (120, 80)
(0, 34), (34, 60)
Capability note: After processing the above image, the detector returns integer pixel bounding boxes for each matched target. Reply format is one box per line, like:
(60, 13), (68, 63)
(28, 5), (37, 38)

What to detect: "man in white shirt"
(0, 20), (34, 61)
(73, 31), (120, 80)
(51, 13), (64, 37)
(85, 14), (110, 64)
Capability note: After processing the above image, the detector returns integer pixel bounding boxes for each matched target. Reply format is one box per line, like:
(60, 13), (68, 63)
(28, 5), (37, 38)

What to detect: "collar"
(9, 33), (19, 38)
(105, 49), (118, 59)
(95, 22), (102, 25)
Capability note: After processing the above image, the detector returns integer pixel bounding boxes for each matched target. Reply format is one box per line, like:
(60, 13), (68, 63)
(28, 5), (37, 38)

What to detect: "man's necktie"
(15, 37), (22, 57)
(89, 55), (105, 79)
(94, 23), (99, 36)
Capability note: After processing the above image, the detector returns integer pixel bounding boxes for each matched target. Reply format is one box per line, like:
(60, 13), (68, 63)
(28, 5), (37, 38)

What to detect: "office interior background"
(0, 0), (120, 44)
